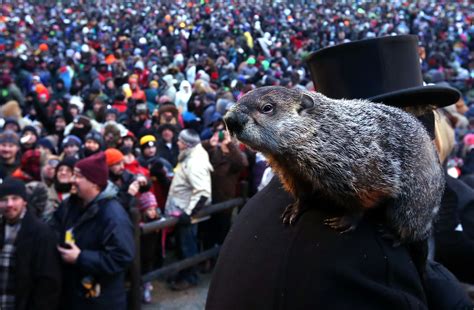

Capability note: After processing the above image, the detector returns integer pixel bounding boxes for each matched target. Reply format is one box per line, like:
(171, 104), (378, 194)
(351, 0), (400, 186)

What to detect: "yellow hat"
(140, 135), (157, 147)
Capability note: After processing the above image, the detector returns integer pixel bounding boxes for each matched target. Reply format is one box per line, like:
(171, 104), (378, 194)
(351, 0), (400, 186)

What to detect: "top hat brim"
(368, 85), (461, 108)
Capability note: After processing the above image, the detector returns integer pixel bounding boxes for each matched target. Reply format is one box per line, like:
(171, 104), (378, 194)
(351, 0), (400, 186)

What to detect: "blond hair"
(434, 110), (455, 164)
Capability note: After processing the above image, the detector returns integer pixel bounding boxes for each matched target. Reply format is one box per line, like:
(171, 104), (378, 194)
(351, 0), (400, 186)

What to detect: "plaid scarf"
(0, 216), (23, 310)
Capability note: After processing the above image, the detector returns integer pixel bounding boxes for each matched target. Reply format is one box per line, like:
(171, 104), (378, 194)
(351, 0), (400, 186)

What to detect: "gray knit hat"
(178, 129), (201, 148)
(0, 130), (19, 145)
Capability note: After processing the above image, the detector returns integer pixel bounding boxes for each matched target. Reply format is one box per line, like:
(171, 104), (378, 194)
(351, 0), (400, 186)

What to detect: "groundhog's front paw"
(324, 215), (359, 234)
(281, 202), (300, 225)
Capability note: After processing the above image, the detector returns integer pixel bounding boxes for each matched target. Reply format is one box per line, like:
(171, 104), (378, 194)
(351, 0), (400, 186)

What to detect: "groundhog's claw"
(324, 216), (358, 234)
(281, 202), (300, 225)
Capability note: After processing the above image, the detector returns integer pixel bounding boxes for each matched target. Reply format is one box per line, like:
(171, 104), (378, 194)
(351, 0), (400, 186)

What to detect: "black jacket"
(0, 155), (21, 180)
(434, 175), (474, 284)
(11, 210), (62, 310)
(156, 139), (179, 168)
(207, 177), (429, 309)
(112, 170), (137, 211)
(51, 186), (135, 310)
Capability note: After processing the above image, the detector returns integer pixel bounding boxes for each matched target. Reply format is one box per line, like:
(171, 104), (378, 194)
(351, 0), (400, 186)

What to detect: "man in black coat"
(156, 124), (179, 168)
(207, 35), (469, 309)
(53, 152), (135, 309)
(0, 177), (61, 310)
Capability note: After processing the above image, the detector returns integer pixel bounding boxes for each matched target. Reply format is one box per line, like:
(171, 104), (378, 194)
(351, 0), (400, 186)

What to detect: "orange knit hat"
(104, 148), (124, 167)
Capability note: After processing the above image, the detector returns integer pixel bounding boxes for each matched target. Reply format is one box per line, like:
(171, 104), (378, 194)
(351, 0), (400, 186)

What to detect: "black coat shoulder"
(207, 177), (428, 310)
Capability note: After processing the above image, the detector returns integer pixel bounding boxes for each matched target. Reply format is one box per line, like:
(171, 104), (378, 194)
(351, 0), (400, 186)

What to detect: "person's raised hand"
(210, 131), (219, 147)
(128, 180), (140, 196)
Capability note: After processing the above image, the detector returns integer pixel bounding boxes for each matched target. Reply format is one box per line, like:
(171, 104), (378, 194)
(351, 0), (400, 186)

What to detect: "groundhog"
(224, 86), (444, 243)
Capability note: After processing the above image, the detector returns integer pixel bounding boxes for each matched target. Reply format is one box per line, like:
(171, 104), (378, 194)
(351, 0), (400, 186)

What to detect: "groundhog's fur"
(224, 86), (444, 242)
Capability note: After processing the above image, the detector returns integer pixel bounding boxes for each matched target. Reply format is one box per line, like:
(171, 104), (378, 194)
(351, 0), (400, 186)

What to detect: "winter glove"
(178, 212), (191, 225)
(191, 196), (209, 216)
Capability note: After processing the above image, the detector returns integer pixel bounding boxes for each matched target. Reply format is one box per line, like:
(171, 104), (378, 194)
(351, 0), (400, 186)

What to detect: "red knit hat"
(75, 152), (109, 190)
(105, 148), (124, 167)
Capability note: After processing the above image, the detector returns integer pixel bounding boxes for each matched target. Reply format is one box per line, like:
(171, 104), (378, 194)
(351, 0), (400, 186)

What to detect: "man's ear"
(298, 93), (315, 114)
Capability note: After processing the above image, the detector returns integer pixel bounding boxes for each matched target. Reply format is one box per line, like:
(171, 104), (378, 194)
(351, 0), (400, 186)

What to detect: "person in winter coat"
(165, 129), (213, 290)
(105, 148), (146, 211)
(43, 156), (76, 223)
(175, 80), (192, 113)
(138, 191), (163, 303)
(432, 110), (474, 284)
(83, 130), (104, 158)
(0, 178), (62, 310)
(156, 124), (180, 168)
(52, 152), (135, 310)
(0, 131), (21, 180)
(200, 129), (246, 271)
(207, 35), (470, 310)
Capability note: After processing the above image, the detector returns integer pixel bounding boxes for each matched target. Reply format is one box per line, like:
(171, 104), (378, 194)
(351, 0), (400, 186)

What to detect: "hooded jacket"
(51, 183), (135, 310)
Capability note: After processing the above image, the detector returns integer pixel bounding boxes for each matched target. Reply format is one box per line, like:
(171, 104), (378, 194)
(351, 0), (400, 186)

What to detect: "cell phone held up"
(60, 228), (75, 249)
(59, 243), (72, 249)
(218, 130), (225, 142)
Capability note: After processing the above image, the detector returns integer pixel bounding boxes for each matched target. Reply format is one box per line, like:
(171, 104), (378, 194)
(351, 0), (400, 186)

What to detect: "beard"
(109, 170), (123, 182)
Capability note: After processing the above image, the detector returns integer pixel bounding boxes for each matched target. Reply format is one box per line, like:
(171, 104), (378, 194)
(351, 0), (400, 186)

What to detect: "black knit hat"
(38, 137), (56, 154)
(84, 130), (104, 148)
(21, 125), (39, 138)
(0, 177), (27, 201)
(57, 156), (77, 171)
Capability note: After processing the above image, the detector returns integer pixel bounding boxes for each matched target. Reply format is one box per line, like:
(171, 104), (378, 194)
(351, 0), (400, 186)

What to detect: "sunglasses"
(48, 159), (60, 168)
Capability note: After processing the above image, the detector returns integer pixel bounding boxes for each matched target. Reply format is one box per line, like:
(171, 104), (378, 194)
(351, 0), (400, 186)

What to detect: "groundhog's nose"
(224, 111), (247, 135)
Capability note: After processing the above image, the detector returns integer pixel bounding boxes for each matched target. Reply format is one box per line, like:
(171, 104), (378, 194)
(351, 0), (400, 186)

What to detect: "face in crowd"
(177, 139), (187, 152)
(85, 139), (100, 153)
(161, 128), (174, 143)
(143, 144), (157, 158)
(109, 160), (125, 177)
(123, 137), (135, 149)
(42, 158), (59, 182)
(57, 165), (73, 184)
(63, 143), (80, 157)
(0, 194), (26, 224)
(145, 206), (158, 220)
(71, 168), (99, 201)
(55, 117), (67, 133)
(0, 141), (19, 162)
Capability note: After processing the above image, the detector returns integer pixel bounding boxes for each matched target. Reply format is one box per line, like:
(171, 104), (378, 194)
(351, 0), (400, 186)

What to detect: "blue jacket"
(51, 184), (135, 310)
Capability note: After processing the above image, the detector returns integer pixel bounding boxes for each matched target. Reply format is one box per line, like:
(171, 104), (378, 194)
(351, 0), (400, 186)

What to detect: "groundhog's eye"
(260, 104), (274, 114)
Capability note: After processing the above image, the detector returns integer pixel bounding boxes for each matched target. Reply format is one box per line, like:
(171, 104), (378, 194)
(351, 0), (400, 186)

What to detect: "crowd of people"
(0, 0), (473, 308)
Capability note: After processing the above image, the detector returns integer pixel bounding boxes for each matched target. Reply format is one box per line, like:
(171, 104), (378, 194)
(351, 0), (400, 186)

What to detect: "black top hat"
(305, 35), (460, 108)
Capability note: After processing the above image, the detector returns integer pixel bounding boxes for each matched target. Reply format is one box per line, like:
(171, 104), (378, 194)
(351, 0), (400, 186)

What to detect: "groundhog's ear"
(298, 93), (315, 114)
